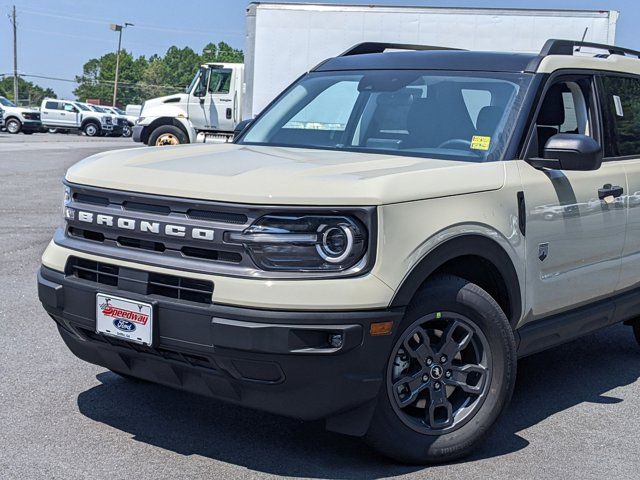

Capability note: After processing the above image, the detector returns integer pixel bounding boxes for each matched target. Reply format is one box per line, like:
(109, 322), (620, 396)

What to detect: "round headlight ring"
(316, 224), (354, 264)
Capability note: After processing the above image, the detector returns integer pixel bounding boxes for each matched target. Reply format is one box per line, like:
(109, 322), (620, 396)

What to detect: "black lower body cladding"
(37, 265), (403, 434)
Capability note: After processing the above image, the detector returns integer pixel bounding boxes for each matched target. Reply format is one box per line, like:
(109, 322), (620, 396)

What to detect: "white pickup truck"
(40, 99), (122, 137)
(0, 96), (42, 134)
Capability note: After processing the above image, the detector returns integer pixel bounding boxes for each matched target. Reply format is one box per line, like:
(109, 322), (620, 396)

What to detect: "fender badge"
(538, 243), (549, 262)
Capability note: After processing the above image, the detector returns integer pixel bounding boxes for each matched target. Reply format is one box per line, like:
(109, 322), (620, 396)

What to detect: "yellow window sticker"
(471, 136), (491, 151)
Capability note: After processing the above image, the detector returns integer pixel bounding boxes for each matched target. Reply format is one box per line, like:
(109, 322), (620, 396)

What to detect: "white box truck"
(133, 3), (618, 146)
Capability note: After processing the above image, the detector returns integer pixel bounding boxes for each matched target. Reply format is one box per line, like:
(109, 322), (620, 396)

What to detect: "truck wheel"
(83, 122), (100, 137)
(122, 124), (132, 137)
(365, 275), (517, 464)
(148, 125), (187, 146)
(48, 128), (58, 134)
(6, 118), (22, 134)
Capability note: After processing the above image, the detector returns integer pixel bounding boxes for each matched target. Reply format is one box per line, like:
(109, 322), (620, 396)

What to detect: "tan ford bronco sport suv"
(38, 40), (640, 464)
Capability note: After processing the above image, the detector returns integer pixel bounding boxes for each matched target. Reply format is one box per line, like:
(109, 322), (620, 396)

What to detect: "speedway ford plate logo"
(96, 293), (153, 346)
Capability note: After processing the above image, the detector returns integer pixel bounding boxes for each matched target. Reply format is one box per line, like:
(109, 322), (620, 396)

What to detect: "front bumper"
(38, 265), (403, 435)
(21, 119), (42, 132)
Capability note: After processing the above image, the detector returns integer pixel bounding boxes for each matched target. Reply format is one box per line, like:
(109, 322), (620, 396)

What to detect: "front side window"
(600, 75), (640, 157)
(208, 69), (232, 94)
(533, 77), (595, 157)
(63, 103), (76, 112)
(240, 70), (532, 161)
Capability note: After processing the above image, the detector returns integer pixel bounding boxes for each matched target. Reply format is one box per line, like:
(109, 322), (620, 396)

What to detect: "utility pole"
(10, 5), (18, 104)
(110, 22), (133, 106)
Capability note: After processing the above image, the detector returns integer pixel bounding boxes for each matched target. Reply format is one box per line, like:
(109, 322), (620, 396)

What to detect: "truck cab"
(132, 63), (244, 146)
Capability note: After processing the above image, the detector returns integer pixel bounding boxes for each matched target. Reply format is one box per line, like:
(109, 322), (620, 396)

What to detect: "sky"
(0, 0), (638, 100)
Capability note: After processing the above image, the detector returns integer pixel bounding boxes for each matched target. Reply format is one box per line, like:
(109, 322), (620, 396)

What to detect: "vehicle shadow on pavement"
(77, 324), (640, 478)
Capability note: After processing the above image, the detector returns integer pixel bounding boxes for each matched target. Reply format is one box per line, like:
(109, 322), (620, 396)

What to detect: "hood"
(142, 93), (188, 114)
(65, 144), (505, 206)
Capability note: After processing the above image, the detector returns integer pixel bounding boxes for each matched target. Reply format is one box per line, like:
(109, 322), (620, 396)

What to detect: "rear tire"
(365, 275), (517, 464)
(6, 118), (21, 134)
(83, 122), (100, 137)
(148, 125), (188, 146)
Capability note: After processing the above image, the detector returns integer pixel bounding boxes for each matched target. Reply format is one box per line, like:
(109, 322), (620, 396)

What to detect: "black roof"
(314, 50), (539, 73)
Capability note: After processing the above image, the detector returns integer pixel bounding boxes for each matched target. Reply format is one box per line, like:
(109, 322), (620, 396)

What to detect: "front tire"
(122, 124), (132, 137)
(83, 122), (100, 137)
(365, 275), (517, 464)
(6, 118), (22, 134)
(148, 125), (188, 146)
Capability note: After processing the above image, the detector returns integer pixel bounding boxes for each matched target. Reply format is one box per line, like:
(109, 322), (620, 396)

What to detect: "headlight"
(62, 186), (74, 222)
(228, 215), (368, 272)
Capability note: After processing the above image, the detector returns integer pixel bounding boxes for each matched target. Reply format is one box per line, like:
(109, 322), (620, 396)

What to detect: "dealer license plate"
(96, 293), (153, 346)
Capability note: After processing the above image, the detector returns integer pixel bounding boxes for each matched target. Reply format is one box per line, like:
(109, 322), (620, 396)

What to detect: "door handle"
(598, 184), (624, 200)
(60, 113), (66, 116)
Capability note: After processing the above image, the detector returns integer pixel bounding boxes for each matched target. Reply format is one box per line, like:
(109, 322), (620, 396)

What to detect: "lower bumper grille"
(67, 257), (214, 304)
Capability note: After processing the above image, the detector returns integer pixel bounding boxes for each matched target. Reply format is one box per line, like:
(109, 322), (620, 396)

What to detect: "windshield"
(74, 103), (90, 111)
(89, 105), (107, 113)
(240, 70), (533, 161)
(113, 107), (125, 115)
(0, 97), (17, 107)
(187, 68), (205, 94)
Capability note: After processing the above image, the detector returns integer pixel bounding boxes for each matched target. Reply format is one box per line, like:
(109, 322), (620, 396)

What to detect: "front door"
(207, 68), (235, 131)
(518, 75), (627, 320)
(598, 73), (640, 293)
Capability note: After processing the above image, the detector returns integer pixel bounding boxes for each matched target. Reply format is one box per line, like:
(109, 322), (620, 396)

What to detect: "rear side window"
(45, 101), (59, 110)
(600, 75), (640, 157)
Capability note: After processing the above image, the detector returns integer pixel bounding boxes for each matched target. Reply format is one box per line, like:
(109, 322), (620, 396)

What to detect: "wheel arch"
(4, 115), (22, 125)
(389, 234), (522, 326)
(142, 117), (191, 144)
(81, 118), (100, 129)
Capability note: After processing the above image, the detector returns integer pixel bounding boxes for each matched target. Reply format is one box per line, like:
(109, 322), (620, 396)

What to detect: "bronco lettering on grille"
(76, 211), (216, 241)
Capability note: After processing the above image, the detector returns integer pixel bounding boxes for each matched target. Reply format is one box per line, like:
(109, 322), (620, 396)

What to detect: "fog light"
(328, 333), (343, 348)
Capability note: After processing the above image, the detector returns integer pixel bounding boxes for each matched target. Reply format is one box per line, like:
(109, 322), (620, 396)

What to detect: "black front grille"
(187, 209), (248, 224)
(67, 257), (214, 304)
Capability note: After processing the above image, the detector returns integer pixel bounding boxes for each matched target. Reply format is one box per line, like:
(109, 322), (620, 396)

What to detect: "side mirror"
(528, 134), (602, 171)
(233, 119), (252, 138)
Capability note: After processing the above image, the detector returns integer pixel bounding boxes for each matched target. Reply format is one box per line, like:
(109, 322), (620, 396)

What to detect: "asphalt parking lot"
(1, 133), (639, 479)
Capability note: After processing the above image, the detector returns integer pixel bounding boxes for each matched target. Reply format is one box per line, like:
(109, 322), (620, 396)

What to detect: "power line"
(18, 7), (244, 37)
(11, 73), (188, 91)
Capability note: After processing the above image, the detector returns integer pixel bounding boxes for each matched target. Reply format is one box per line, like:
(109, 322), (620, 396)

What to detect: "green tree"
(0, 76), (56, 107)
(200, 41), (244, 63)
(73, 41), (244, 106)
(74, 49), (148, 106)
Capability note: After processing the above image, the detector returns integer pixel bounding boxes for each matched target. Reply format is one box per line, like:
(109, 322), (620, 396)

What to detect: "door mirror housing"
(528, 133), (603, 171)
(233, 119), (253, 139)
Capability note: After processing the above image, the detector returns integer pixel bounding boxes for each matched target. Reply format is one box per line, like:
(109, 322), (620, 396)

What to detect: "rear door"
(517, 74), (627, 320)
(60, 102), (79, 127)
(598, 74), (640, 293)
(42, 100), (62, 126)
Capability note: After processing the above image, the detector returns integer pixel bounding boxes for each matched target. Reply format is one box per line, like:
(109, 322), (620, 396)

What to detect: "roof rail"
(539, 39), (640, 59)
(339, 42), (464, 57)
